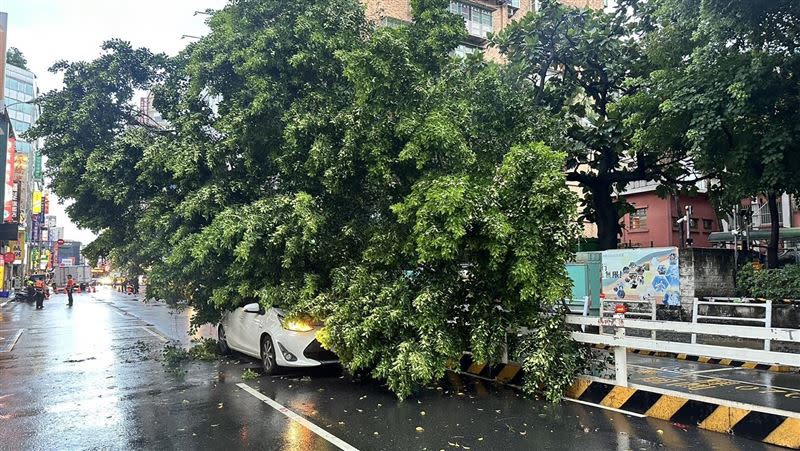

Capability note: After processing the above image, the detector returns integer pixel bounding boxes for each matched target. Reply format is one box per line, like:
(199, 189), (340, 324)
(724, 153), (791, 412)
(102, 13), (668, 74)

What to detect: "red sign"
(3, 137), (15, 222)
(57, 239), (65, 245)
(3, 252), (15, 264)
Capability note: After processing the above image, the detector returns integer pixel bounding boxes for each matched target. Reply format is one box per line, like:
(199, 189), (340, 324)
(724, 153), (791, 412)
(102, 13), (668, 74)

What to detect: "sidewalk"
(625, 353), (800, 414)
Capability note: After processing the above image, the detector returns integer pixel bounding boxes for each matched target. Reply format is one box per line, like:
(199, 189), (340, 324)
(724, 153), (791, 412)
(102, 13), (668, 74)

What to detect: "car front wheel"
(261, 335), (278, 375)
(217, 325), (231, 355)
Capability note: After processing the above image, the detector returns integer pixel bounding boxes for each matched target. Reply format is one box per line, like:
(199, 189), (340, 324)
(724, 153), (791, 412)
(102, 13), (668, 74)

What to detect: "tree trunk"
(591, 183), (620, 250)
(767, 192), (780, 269)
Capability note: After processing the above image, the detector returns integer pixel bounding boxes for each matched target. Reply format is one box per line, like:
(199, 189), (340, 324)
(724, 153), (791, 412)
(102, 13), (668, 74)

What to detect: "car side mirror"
(243, 303), (263, 314)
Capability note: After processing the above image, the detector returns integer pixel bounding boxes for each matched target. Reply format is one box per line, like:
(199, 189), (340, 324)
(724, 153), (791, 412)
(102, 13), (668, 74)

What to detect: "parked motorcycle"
(13, 288), (32, 302)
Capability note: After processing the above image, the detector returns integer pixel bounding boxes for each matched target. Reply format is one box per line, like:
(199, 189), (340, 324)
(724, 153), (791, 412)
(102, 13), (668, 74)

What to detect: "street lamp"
(2, 98), (36, 111)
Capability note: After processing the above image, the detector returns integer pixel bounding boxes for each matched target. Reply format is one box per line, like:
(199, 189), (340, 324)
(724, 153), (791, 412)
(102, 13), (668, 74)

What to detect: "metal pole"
(613, 311), (627, 387)
(764, 299), (772, 351)
(691, 298), (699, 344)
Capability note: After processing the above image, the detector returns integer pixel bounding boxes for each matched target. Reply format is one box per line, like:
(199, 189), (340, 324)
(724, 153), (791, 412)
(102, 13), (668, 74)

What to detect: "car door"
(241, 306), (267, 356)
(224, 307), (248, 353)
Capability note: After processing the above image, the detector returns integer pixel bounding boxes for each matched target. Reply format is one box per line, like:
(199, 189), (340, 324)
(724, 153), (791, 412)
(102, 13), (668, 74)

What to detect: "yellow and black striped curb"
(456, 355), (800, 448)
(592, 344), (798, 373)
(566, 377), (800, 449)
(457, 354), (524, 386)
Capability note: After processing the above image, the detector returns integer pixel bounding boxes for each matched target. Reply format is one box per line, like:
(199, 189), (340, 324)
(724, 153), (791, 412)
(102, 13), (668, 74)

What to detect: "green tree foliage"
(6, 47), (28, 69)
(33, 0), (583, 398)
(27, 40), (168, 275)
(737, 264), (800, 300)
(493, 0), (691, 250)
(639, 0), (800, 267)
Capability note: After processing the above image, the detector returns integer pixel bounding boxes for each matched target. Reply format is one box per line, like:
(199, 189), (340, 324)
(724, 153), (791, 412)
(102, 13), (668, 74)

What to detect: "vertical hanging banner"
(0, 122), (7, 222)
(4, 137), (15, 222)
(11, 182), (18, 222)
(33, 152), (42, 181)
(13, 230), (23, 264)
(13, 153), (26, 180)
(32, 191), (42, 214)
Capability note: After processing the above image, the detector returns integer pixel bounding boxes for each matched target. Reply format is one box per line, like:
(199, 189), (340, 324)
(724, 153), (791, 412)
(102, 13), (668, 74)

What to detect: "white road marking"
(237, 382), (359, 451)
(0, 329), (24, 353)
(140, 326), (169, 342)
(563, 397), (646, 417)
(690, 367), (739, 374)
(629, 363), (800, 393)
(0, 300), (9, 308)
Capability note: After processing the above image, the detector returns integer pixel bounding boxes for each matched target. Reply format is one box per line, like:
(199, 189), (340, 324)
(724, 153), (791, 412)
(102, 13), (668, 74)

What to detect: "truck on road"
(53, 265), (92, 288)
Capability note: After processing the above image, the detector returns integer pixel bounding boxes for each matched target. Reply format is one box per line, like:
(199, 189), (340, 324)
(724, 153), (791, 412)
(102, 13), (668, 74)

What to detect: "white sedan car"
(217, 303), (338, 375)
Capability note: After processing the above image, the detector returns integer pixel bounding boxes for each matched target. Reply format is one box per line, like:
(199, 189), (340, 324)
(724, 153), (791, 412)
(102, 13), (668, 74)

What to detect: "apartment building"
(364, 0), (603, 61)
(618, 180), (721, 249)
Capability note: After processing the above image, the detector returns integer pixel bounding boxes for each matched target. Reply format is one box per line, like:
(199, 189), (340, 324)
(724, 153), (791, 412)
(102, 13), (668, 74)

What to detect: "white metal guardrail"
(600, 297), (656, 339)
(562, 315), (800, 387)
(692, 297), (774, 350)
(564, 296), (590, 315)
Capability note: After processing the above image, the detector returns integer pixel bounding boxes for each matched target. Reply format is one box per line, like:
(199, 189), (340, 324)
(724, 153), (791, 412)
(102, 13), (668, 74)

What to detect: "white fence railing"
(692, 297), (774, 350)
(563, 314), (800, 387)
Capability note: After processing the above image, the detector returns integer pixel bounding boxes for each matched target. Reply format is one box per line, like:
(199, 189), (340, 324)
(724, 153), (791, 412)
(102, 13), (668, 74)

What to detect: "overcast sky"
(1, 0), (227, 244)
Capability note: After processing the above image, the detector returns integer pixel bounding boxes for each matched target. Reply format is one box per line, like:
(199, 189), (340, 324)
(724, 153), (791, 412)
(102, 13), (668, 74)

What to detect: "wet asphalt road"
(0, 288), (783, 450)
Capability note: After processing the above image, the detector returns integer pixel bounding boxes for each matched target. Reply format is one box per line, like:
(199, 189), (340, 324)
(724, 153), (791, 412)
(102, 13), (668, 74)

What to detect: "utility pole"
(676, 205), (693, 247)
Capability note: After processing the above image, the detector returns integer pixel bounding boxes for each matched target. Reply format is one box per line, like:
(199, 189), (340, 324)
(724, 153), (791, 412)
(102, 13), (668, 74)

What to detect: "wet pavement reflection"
(0, 288), (783, 450)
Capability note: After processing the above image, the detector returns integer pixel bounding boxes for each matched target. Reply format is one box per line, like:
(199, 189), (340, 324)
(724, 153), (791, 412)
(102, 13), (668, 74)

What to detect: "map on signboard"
(601, 247), (681, 306)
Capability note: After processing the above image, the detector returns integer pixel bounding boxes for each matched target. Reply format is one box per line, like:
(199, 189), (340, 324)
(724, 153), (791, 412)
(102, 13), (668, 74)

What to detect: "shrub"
(514, 314), (591, 403)
(737, 264), (800, 300)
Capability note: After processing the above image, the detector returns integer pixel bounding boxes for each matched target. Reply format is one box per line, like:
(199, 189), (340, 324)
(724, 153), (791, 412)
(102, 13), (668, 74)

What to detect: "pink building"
(618, 181), (721, 249)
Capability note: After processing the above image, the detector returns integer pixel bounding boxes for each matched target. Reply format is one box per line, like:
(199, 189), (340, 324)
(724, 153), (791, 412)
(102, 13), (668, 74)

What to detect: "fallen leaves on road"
(672, 422), (689, 431)
(416, 426), (425, 433)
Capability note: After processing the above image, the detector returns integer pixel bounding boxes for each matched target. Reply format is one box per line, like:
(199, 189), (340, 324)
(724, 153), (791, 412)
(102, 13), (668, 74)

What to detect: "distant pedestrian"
(132, 277), (139, 295)
(26, 279), (37, 307)
(34, 278), (45, 310)
(66, 275), (76, 307)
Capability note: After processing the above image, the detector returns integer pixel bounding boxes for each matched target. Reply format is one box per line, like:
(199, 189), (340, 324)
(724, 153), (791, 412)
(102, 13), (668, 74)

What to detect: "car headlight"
(280, 317), (314, 332)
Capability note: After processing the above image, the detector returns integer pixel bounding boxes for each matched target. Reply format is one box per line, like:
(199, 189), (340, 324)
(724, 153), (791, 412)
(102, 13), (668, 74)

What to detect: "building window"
(380, 17), (409, 28)
(452, 44), (479, 58)
(703, 219), (713, 230)
(755, 198), (783, 226)
(10, 119), (29, 133)
(450, 1), (493, 39)
(507, 0), (520, 7)
(689, 218), (698, 229)
(629, 208), (647, 230)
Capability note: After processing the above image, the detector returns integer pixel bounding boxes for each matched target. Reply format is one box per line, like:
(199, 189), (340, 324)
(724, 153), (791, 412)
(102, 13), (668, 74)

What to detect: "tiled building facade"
(364, 0), (604, 61)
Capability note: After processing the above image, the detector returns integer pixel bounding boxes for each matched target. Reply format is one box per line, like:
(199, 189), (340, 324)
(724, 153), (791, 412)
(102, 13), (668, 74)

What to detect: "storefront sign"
(0, 121), (7, 222)
(33, 152), (42, 180)
(32, 191), (42, 214)
(3, 137), (14, 222)
(13, 153), (26, 180)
